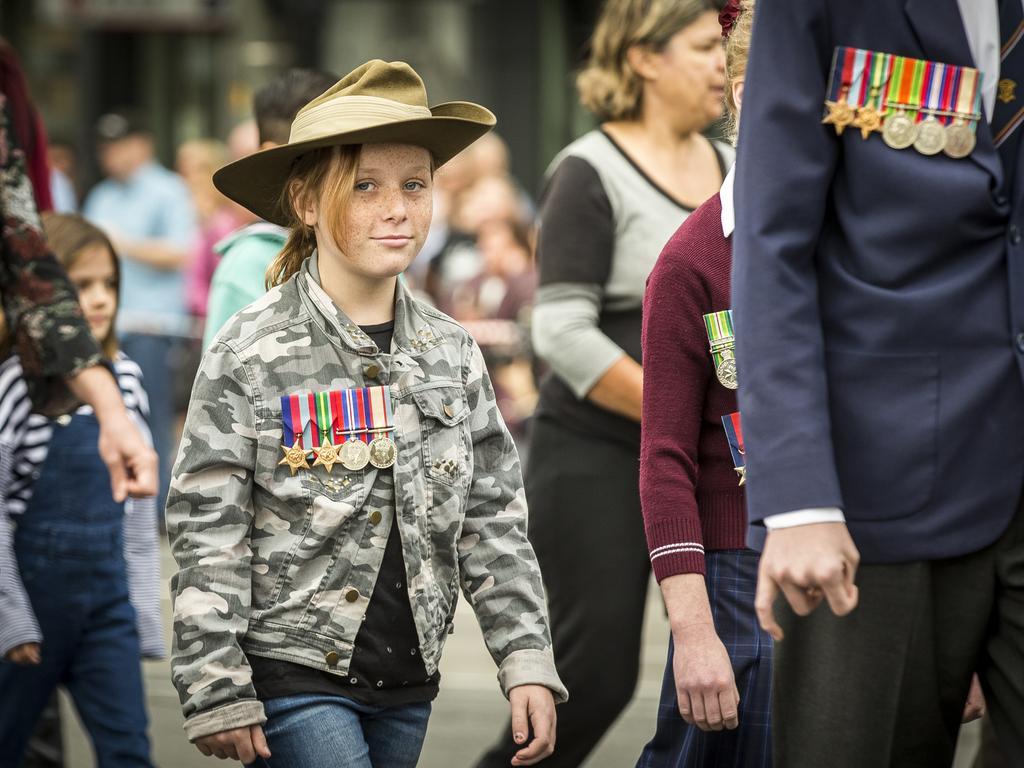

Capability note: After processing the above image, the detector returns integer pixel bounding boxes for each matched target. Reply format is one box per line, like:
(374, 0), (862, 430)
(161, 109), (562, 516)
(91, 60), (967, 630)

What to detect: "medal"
(312, 438), (342, 473)
(822, 97), (856, 136)
(944, 121), (976, 158)
(882, 112), (919, 148)
(340, 387), (371, 471)
(914, 116), (946, 155)
(721, 412), (746, 488)
(366, 385), (397, 469)
(279, 439), (310, 476)
(340, 438), (370, 471)
(851, 50), (891, 140)
(704, 310), (738, 390)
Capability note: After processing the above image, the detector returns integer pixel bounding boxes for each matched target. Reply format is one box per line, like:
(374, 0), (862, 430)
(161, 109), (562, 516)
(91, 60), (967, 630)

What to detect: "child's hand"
(5, 643), (41, 665)
(195, 724), (271, 762)
(508, 684), (556, 766)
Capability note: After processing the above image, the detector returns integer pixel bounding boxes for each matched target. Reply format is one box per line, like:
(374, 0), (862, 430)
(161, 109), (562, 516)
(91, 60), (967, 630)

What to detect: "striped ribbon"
(722, 412), (745, 471)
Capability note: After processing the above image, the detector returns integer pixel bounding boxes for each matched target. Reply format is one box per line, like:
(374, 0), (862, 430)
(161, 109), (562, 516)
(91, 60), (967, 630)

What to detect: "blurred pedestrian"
(168, 60), (566, 767)
(83, 110), (197, 513)
(203, 68), (337, 348)
(176, 138), (243, 322)
(476, 0), (732, 764)
(636, 2), (772, 765)
(0, 213), (163, 767)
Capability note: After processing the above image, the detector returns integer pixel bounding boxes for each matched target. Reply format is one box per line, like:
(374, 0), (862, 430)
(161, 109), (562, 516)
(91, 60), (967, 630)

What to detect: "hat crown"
(287, 60), (433, 145)
(299, 60), (428, 117)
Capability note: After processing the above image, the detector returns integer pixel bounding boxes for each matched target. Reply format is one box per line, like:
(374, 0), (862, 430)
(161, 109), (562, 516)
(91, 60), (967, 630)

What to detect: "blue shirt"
(84, 162), (197, 335)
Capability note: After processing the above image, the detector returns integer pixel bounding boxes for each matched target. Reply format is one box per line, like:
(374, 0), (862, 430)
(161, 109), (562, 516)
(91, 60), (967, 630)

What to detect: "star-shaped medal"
(735, 466), (746, 486)
(822, 99), (856, 136)
(313, 438), (342, 473)
(852, 105), (882, 140)
(279, 439), (310, 476)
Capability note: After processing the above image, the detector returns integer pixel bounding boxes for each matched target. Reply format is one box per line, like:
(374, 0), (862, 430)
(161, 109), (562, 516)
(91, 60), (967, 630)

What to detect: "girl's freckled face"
(317, 143), (433, 282)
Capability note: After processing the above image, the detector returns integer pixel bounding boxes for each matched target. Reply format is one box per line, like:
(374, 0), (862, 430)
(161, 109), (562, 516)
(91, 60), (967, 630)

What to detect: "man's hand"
(962, 673), (986, 723)
(755, 522), (860, 641)
(672, 622), (740, 731)
(195, 725), (270, 762)
(509, 684), (556, 766)
(97, 408), (158, 501)
(5, 642), (41, 665)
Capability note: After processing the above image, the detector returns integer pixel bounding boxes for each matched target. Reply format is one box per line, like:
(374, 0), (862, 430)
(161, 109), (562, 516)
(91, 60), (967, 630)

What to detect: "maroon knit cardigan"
(640, 192), (748, 581)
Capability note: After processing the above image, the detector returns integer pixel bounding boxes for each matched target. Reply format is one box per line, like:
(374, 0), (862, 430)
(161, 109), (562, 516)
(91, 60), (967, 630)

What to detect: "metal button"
(325, 650), (339, 667)
(365, 364), (381, 379)
(443, 403), (455, 418)
(56, 414), (72, 426)
(345, 588), (360, 603)
(350, 677), (358, 684)
(1016, 332), (1024, 353)
(369, 510), (382, 525)
(1011, 225), (1022, 245)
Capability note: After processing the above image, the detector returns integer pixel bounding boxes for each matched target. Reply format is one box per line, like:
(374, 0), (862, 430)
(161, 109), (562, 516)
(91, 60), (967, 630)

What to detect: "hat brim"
(213, 101), (495, 226)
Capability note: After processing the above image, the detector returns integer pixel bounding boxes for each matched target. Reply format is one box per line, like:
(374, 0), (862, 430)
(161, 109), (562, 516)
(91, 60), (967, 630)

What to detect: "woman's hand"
(5, 642), (41, 665)
(194, 724), (271, 762)
(962, 673), (986, 723)
(508, 684), (557, 766)
(672, 622), (740, 731)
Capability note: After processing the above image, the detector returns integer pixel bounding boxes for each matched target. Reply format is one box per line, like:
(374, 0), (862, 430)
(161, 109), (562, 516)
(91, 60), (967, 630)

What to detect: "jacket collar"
(298, 252), (446, 357)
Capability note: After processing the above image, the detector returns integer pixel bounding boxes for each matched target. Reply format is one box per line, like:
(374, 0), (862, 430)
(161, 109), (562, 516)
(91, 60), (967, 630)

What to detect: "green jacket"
(202, 222), (287, 349)
(169, 254), (566, 741)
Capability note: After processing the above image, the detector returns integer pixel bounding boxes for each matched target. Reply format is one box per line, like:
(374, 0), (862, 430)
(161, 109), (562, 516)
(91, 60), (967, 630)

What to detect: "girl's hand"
(508, 684), (556, 766)
(195, 724), (271, 762)
(6, 643), (41, 665)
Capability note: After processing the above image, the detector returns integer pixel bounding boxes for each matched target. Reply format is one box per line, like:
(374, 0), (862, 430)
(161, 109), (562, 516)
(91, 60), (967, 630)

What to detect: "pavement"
(58, 540), (982, 767)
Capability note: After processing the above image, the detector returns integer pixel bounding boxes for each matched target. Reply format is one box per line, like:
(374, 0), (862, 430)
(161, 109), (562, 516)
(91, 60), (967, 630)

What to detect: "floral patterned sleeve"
(0, 92), (102, 417)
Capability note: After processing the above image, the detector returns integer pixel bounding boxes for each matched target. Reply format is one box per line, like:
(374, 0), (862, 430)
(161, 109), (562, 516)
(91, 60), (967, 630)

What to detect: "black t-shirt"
(251, 320), (440, 706)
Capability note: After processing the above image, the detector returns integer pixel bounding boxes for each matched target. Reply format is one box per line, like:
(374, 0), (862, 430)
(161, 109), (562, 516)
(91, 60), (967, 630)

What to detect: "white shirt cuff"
(763, 508), (846, 530)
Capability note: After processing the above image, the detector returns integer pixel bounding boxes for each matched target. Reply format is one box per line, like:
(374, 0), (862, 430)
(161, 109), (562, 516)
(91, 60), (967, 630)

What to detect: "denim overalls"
(0, 413), (152, 767)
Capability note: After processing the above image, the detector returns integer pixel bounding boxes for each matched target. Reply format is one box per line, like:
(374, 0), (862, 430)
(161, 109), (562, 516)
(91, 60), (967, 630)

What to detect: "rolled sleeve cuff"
(0, 614), (42, 658)
(183, 699), (267, 742)
(764, 508), (846, 530)
(497, 647), (569, 704)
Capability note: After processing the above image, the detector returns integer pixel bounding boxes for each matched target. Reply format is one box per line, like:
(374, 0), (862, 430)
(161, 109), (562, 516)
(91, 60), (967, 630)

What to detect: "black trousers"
(474, 417), (651, 768)
(772, 501), (1024, 768)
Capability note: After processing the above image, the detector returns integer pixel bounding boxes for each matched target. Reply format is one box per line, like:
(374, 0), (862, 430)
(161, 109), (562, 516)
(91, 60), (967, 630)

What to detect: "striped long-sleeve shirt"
(0, 353), (165, 658)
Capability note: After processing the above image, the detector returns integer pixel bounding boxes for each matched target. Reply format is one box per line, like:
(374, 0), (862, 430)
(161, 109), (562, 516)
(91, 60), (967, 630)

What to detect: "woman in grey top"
(475, 1), (732, 765)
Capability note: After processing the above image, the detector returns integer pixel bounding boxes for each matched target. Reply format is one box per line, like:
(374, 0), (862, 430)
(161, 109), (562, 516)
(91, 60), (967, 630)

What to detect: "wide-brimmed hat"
(213, 59), (495, 225)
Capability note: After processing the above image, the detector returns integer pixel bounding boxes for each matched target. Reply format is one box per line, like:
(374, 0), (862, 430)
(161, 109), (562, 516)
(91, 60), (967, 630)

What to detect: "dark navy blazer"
(733, 0), (1024, 563)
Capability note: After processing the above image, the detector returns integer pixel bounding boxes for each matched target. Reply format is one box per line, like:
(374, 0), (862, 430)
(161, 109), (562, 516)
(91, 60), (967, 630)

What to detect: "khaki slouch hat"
(213, 59), (496, 225)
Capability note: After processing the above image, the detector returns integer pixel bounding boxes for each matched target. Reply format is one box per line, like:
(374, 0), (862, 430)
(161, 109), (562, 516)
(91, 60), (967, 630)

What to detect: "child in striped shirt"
(0, 213), (163, 766)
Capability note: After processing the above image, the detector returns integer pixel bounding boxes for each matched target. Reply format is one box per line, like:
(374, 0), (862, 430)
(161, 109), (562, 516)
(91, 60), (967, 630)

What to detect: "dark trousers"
(772, 501), (1024, 768)
(475, 417), (651, 768)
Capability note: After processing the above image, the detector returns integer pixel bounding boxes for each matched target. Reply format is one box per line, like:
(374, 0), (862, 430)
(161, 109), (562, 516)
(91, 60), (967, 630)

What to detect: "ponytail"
(265, 144), (361, 288)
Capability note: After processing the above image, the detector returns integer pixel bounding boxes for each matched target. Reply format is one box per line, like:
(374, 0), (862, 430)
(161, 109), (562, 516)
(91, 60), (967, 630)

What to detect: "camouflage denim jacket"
(167, 254), (566, 740)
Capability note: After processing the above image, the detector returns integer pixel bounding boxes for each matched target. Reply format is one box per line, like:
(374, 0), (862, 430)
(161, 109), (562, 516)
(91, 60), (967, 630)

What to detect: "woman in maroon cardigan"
(636, 2), (773, 766)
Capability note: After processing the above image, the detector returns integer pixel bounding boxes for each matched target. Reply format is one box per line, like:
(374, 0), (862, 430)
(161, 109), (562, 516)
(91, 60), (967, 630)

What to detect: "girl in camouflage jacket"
(167, 60), (567, 767)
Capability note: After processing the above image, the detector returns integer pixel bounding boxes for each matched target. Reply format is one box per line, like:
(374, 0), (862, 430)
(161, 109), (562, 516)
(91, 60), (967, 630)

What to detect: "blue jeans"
(247, 693), (431, 768)
(120, 332), (176, 516)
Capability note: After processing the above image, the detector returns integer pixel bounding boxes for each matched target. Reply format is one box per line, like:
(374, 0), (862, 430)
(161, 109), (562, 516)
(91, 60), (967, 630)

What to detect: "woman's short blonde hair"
(577, 0), (721, 122)
(724, 0), (756, 141)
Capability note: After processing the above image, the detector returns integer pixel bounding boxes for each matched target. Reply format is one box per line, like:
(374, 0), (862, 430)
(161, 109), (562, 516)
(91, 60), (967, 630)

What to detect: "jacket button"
(369, 510), (382, 525)
(345, 588), (360, 602)
(443, 403), (455, 418)
(365, 364), (381, 379)
(325, 651), (339, 666)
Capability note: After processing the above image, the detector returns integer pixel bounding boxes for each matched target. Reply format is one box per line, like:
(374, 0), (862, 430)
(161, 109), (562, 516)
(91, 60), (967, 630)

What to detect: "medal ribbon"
(721, 412), (746, 471)
(954, 66), (980, 131)
(281, 394), (298, 446)
(367, 386), (395, 435)
(704, 309), (735, 377)
(342, 388), (361, 443)
(869, 51), (892, 110)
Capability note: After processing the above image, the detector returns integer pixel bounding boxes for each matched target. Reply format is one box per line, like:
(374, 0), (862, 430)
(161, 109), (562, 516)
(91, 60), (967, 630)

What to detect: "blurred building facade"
(2, 0), (604, 200)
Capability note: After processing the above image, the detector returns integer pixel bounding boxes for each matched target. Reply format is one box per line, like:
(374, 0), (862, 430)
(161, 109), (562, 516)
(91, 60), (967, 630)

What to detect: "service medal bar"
(825, 46), (982, 159)
(367, 385), (397, 469)
(721, 411), (746, 487)
(703, 310), (738, 390)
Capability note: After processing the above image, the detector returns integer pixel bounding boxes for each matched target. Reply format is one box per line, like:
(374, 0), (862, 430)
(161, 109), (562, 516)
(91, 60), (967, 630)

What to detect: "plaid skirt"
(636, 549), (773, 768)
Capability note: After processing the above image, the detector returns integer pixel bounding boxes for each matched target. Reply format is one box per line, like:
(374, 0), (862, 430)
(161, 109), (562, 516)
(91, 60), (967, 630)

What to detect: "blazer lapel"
(904, 0), (1002, 182)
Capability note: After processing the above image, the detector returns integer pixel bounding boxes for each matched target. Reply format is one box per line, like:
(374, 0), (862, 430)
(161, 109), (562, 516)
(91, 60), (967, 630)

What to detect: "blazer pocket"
(826, 349), (938, 521)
